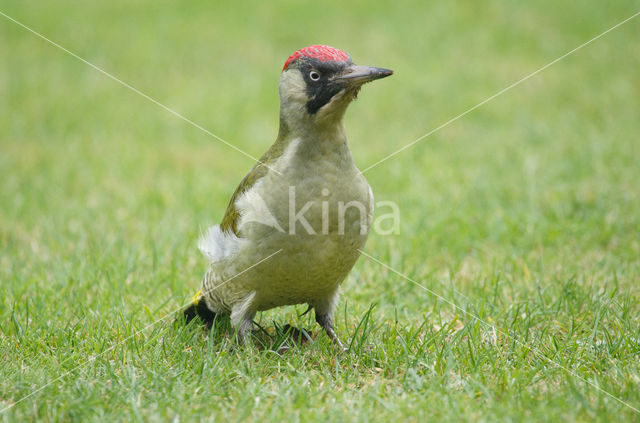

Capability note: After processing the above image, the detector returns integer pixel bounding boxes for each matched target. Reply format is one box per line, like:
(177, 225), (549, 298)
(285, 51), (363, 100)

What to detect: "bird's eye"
(309, 71), (321, 81)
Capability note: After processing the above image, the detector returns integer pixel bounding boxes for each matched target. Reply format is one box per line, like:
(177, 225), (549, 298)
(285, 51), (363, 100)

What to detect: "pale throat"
(277, 69), (352, 144)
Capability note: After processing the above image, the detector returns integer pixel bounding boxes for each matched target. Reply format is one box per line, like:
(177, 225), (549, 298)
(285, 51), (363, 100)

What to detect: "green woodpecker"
(183, 45), (392, 348)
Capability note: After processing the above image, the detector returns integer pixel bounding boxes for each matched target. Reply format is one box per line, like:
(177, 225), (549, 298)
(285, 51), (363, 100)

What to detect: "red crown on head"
(282, 45), (350, 71)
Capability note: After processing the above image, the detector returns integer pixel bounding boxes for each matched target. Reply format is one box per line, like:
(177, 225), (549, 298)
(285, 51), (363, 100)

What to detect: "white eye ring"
(309, 71), (321, 81)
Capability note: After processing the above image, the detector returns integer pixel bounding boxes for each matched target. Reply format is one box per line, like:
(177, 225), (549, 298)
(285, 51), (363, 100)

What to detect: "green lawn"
(2, 0), (640, 421)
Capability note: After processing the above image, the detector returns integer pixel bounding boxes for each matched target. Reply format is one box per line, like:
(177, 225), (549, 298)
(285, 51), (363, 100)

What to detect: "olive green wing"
(219, 138), (288, 235)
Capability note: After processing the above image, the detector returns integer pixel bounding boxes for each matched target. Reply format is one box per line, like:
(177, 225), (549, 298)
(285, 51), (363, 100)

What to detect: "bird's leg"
(230, 292), (257, 344)
(315, 311), (346, 351)
(313, 291), (347, 351)
(235, 316), (255, 344)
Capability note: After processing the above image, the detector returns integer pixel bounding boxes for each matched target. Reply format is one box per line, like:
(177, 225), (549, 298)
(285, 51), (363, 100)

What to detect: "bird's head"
(278, 45), (393, 134)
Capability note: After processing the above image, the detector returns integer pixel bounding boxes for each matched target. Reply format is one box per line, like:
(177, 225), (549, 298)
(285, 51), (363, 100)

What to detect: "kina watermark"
(238, 186), (400, 236)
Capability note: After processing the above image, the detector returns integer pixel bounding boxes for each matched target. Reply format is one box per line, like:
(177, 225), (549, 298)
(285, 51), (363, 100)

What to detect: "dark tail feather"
(182, 296), (217, 328)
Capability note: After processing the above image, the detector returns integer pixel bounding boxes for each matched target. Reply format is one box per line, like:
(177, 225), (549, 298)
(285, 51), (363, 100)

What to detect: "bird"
(183, 45), (392, 348)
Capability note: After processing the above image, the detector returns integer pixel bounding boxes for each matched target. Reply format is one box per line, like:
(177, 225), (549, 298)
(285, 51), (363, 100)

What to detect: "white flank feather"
(198, 225), (246, 263)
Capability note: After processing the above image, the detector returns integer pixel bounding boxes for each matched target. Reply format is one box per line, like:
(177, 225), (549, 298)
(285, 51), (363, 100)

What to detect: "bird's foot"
(315, 313), (348, 352)
(282, 324), (314, 344)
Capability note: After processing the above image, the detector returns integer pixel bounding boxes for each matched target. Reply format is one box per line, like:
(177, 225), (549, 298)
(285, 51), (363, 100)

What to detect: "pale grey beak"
(335, 65), (394, 85)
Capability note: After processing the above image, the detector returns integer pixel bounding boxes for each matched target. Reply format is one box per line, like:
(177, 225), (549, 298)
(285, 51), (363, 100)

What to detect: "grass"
(1, 0), (640, 421)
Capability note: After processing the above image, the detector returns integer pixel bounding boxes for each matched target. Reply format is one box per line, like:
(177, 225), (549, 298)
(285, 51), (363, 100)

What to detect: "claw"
(315, 312), (347, 351)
